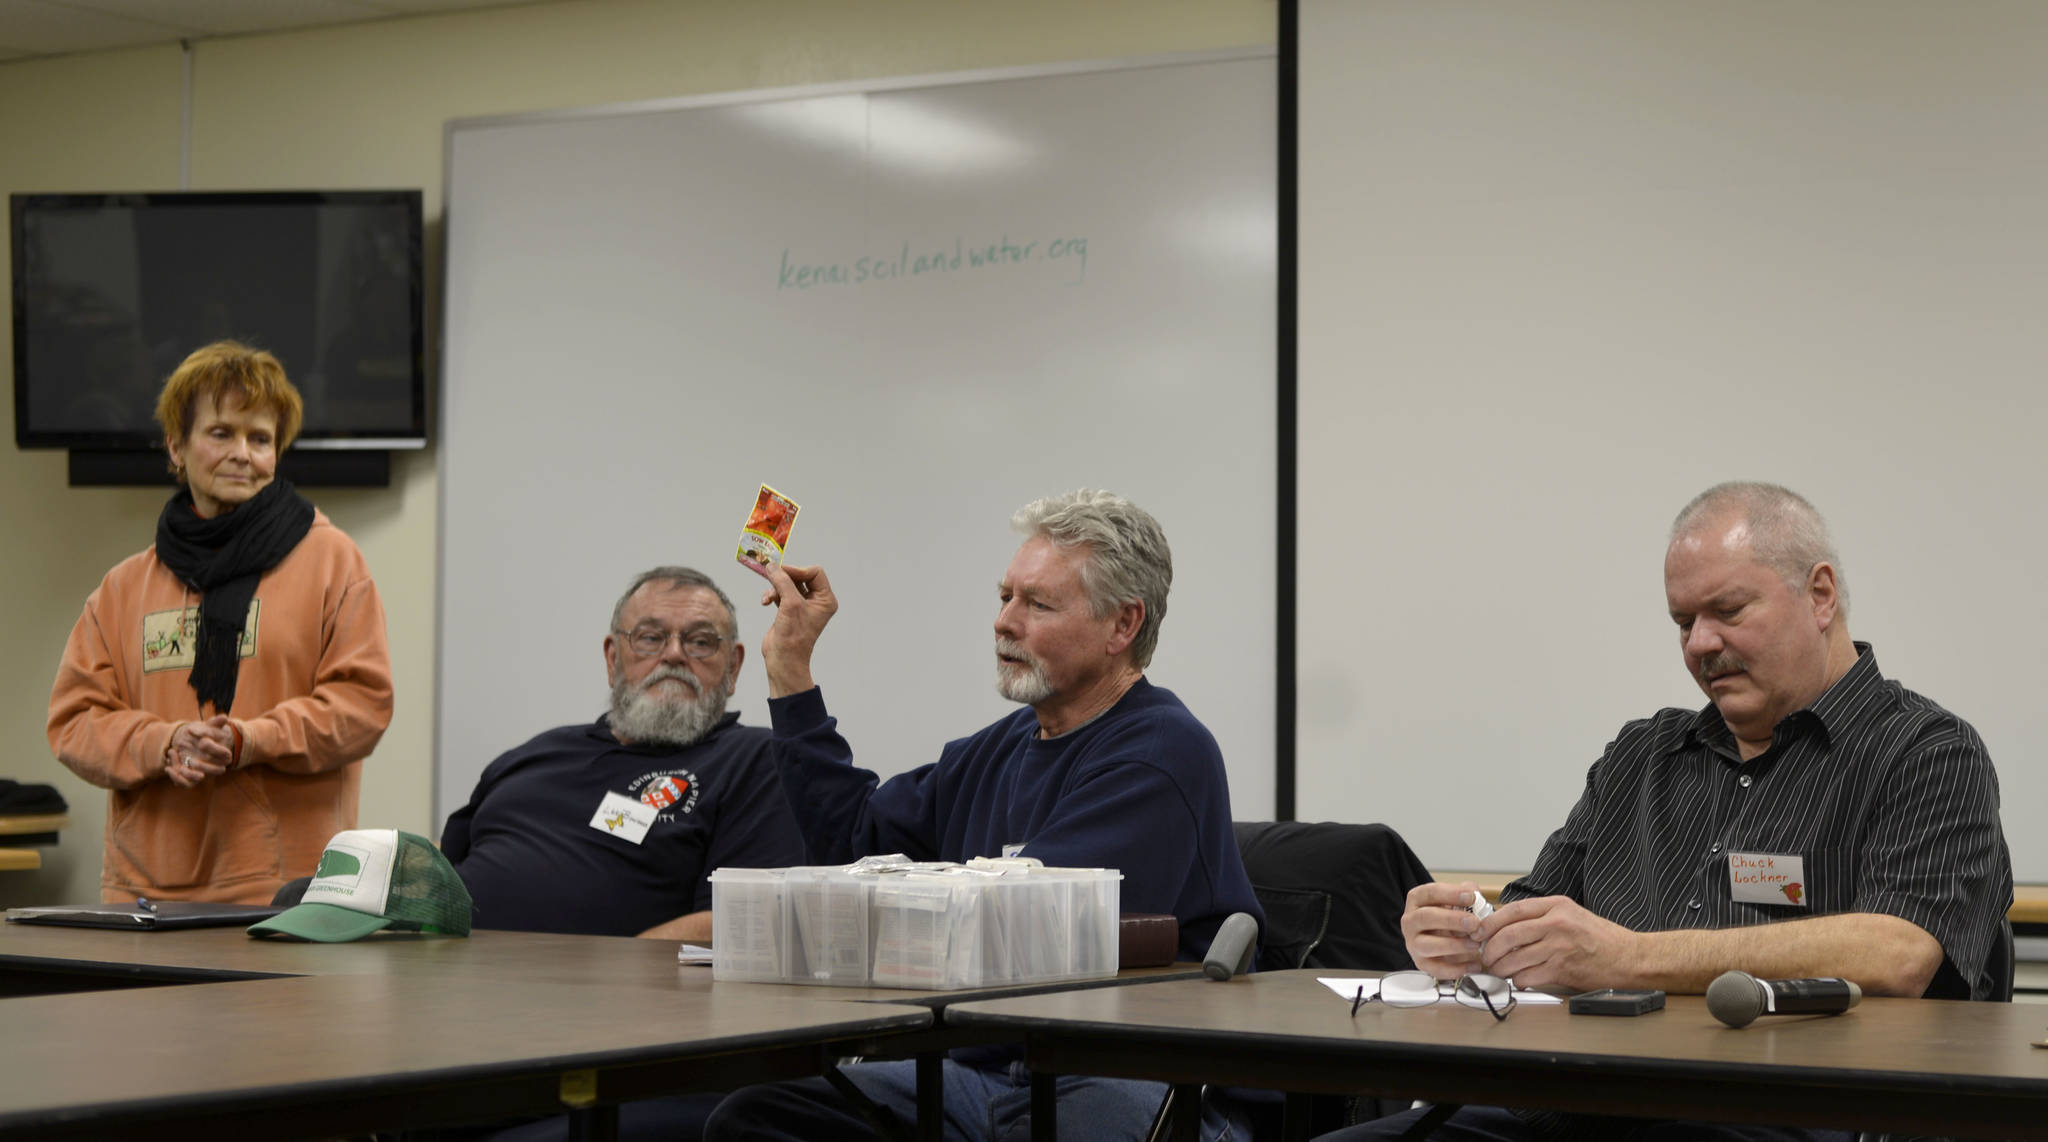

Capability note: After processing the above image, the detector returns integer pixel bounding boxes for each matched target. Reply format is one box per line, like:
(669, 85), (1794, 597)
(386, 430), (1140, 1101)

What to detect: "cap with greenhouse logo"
(249, 829), (473, 942)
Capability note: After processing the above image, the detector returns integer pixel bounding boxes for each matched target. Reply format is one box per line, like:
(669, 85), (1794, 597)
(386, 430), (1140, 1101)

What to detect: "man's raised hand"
(750, 562), (837, 698)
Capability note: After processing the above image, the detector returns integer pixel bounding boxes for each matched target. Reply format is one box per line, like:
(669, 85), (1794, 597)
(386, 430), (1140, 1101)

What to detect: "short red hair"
(153, 341), (305, 471)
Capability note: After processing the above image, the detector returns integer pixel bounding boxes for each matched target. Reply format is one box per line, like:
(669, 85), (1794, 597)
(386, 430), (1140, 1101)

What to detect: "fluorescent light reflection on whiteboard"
(733, 95), (1032, 176)
(1175, 201), (1276, 271)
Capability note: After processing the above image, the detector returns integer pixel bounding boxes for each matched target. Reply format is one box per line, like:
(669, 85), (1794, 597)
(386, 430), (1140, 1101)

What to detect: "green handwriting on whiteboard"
(777, 235), (1088, 292)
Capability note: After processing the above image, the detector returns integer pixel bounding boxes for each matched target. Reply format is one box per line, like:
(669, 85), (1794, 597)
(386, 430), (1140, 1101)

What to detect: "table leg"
(917, 1051), (943, 1142)
(1169, 1082), (1202, 1142)
(567, 1105), (619, 1142)
(1281, 1092), (1315, 1142)
(1031, 1070), (1057, 1142)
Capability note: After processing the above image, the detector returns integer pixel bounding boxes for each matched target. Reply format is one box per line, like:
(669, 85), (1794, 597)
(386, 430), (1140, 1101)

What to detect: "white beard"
(610, 665), (729, 747)
(994, 638), (1055, 705)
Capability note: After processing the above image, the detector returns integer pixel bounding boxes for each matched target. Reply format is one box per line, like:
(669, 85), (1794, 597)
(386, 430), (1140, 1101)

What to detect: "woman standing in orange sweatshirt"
(48, 342), (393, 904)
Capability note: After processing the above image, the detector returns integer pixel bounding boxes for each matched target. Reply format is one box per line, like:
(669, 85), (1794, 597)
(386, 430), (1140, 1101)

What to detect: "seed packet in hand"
(737, 484), (800, 571)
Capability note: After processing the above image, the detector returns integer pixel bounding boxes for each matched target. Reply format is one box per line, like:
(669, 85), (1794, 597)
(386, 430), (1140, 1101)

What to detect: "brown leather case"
(1117, 912), (1180, 968)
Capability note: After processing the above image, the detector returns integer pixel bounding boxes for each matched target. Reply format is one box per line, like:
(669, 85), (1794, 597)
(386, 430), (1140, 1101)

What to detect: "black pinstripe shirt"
(1504, 643), (2012, 1000)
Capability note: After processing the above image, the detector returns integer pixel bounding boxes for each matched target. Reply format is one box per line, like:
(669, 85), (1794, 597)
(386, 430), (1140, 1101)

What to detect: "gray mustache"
(639, 666), (702, 696)
(994, 638), (1038, 667)
(1698, 652), (1746, 682)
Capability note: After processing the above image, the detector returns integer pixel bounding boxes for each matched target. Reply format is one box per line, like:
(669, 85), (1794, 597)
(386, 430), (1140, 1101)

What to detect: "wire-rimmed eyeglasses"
(1352, 970), (1516, 1022)
(613, 626), (727, 660)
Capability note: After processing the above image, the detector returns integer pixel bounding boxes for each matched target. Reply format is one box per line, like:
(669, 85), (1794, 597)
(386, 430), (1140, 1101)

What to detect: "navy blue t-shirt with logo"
(442, 712), (807, 937)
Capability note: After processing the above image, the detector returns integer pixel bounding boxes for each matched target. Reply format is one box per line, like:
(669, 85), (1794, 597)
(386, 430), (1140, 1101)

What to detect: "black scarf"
(153, 479), (316, 714)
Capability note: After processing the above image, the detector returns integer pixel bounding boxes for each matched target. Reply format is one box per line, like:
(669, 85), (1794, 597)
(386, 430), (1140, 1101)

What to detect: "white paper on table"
(677, 943), (715, 965)
(1316, 976), (1563, 1005)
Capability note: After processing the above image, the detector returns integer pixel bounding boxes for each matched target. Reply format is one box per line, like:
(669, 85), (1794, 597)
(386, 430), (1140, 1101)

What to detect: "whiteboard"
(1297, 1), (2047, 878)
(437, 53), (1278, 827)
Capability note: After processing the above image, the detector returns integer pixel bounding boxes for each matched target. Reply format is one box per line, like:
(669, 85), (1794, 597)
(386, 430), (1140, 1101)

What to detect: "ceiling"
(0, 0), (573, 63)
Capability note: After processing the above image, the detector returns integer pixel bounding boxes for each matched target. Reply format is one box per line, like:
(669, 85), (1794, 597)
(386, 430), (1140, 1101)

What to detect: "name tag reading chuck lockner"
(1728, 852), (1808, 907)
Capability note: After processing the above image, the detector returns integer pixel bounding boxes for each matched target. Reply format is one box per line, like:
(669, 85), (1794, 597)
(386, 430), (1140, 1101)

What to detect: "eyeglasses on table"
(1351, 970), (1516, 1021)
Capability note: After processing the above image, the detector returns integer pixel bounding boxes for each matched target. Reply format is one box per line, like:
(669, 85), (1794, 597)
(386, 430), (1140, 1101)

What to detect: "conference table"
(17, 927), (2046, 1142)
(0, 925), (923, 1139)
(948, 968), (2048, 1142)
(0, 922), (1197, 1141)
(0, 923), (945, 1140)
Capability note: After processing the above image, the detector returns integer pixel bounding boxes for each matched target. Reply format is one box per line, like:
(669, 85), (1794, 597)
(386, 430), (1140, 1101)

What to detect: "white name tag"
(589, 791), (657, 845)
(1002, 842), (1026, 858)
(1728, 851), (1807, 907)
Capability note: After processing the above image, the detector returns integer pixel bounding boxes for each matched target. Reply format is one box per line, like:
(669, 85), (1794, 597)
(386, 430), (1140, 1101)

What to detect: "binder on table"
(5, 901), (284, 930)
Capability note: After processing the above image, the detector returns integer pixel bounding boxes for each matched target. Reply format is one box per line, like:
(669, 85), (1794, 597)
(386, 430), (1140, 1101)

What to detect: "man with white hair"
(441, 566), (805, 941)
(1324, 482), (2012, 1142)
(705, 490), (1262, 1142)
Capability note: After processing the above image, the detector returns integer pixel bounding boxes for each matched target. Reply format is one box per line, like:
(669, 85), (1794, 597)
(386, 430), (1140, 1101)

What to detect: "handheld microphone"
(1202, 912), (1260, 981)
(1705, 970), (1862, 1028)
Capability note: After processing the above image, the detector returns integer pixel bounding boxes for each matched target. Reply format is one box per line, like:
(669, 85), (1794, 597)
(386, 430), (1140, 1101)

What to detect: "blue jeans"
(1313, 1104), (1858, 1142)
(423, 1093), (720, 1142)
(704, 1057), (1248, 1142)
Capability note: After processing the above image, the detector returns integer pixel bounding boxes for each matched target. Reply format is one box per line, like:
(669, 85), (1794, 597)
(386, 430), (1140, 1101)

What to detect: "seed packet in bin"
(737, 484), (800, 569)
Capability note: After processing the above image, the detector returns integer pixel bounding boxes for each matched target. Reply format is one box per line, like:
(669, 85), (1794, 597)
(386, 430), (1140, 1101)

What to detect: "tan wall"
(0, 0), (1274, 905)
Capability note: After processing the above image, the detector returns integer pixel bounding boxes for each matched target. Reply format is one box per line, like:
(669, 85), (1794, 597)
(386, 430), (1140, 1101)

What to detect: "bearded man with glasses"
(440, 566), (805, 943)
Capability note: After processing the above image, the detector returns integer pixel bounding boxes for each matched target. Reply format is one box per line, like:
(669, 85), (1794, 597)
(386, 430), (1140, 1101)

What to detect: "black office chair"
(1232, 820), (1431, 973)
(1991, 917), (2016, 1002)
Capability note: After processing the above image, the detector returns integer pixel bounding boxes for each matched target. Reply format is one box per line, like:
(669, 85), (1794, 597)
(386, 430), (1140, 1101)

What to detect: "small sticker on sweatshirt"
(142, 601), (260, 673)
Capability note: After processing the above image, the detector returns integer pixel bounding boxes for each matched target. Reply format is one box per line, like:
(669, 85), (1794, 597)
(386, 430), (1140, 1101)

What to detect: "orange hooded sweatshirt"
(48, 510), (393, 903)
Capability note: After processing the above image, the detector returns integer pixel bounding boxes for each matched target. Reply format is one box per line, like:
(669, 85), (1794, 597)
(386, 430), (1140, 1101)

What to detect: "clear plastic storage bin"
(710, 857), (1121, 990)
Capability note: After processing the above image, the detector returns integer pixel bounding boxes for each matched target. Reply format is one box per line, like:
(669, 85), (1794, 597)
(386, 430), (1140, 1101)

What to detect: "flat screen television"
(11, 190), (426, 453)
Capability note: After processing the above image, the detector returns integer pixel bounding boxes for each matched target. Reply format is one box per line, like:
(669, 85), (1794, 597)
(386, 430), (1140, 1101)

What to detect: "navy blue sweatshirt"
(767, 679), (1262, 962)
(443, 712), (807, 936)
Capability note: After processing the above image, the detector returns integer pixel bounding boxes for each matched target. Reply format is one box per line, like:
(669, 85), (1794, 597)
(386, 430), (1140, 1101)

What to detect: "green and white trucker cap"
(249, 829), (473, 942)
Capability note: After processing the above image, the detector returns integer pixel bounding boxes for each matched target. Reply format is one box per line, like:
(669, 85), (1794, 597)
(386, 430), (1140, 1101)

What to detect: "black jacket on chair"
(1233, 820), (1432, 972)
